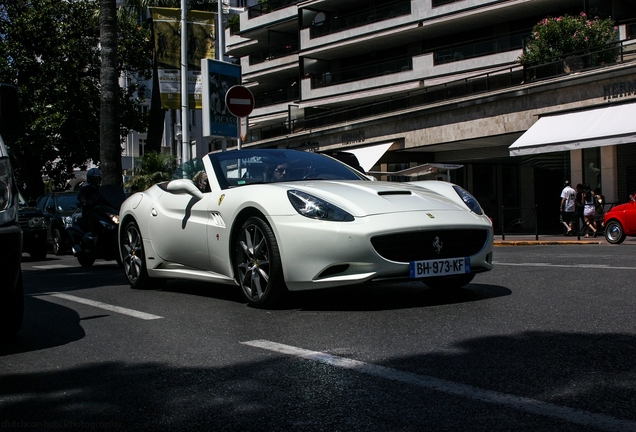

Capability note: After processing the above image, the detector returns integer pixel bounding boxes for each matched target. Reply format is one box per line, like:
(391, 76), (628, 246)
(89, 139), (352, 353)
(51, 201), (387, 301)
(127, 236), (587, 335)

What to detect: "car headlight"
(28, 216), (47, 228)
(110, 214), (120, 225)
(453, 185), (484, 215)
(288, 190), (354, 222)
(0, 158), (17, 225)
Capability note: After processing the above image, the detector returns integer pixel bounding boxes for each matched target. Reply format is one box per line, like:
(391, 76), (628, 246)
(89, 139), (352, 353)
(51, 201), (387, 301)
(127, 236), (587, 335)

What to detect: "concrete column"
(570, 150), (583, 186)
(601, 145), (618, 202)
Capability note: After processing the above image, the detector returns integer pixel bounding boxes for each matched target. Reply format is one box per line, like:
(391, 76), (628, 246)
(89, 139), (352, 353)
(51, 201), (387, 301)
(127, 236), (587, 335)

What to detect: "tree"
(518, 12), (619, 67)
(0, 0), (152, 197)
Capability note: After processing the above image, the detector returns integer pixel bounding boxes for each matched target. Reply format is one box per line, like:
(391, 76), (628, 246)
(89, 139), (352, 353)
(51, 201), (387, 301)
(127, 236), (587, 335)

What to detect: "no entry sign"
(225, 85), (254, 118)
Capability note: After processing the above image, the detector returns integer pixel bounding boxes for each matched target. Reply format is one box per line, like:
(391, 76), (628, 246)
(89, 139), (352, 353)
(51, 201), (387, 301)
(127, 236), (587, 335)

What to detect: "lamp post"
(180, 0), (190, 162)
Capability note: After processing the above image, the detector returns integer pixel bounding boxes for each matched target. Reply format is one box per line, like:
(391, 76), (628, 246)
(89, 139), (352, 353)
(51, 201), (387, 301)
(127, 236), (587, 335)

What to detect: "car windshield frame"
(207, 149), (368, 190)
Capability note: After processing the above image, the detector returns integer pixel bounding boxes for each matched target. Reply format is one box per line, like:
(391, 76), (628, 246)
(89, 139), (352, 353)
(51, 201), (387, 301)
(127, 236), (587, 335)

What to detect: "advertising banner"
(151, 8), (215, 109)
(201, 59), (241, 138)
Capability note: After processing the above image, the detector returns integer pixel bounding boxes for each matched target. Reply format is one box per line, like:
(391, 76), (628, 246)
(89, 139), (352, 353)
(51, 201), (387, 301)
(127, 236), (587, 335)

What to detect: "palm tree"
(100, 0), (122, 186)
(125, 151), (177, 191)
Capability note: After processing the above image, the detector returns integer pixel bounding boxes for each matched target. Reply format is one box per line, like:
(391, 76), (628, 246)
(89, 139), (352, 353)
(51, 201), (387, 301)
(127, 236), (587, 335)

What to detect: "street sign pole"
(225, 85), (254, 150)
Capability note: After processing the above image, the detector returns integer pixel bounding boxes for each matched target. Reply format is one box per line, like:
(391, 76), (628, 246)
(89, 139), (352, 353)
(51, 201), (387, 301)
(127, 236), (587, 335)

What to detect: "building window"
(583, 147), (601, 191)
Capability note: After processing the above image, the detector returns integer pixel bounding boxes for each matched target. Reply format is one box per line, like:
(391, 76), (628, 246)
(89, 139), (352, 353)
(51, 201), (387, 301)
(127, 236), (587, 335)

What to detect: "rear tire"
(605, 220), (625, 244)
(235, 216), (286, 308)
(29, 247), (47, 261)
(77, 253), (95, 267)
(424, 273), (475, 290)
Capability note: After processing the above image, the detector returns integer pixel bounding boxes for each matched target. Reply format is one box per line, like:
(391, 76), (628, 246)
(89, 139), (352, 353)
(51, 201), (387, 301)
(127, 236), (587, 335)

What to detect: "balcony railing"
(249, 41), (299, 65)
(309, 0), (411, 39)
(248, 0), (301, 19)
(248, 40), (634, 142)
(433, 33), (527, 65)
(254, 86), (300, 108)
(309, 57), (412, 88)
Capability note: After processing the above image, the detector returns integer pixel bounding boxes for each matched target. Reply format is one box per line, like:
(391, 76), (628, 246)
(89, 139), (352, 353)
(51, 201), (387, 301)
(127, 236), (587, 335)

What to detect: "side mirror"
(167, 179), (204, 200)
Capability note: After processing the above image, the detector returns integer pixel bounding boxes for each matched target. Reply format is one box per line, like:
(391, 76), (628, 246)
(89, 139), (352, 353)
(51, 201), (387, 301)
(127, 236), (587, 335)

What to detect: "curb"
(494, 240), (602, 246)
(494, 240), (603, 246)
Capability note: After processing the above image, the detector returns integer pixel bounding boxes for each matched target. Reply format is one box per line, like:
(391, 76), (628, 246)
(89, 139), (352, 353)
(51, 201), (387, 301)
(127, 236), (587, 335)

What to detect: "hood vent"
(377, 190), (412, 196)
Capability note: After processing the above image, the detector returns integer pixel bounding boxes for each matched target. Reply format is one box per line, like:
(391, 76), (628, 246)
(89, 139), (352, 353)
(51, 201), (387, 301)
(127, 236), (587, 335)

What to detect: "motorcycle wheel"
(77, 253), (95, 267)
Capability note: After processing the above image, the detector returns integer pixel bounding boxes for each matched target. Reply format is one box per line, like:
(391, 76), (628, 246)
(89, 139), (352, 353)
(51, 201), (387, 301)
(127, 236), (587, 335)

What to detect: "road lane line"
(31, 292), (163, 320)
(241, 339), (636, 432)
(493, 262), (635, 270)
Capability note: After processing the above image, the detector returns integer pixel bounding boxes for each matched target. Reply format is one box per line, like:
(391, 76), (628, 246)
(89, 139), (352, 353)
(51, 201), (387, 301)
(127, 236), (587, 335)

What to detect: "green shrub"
(518, 13), (619, 67)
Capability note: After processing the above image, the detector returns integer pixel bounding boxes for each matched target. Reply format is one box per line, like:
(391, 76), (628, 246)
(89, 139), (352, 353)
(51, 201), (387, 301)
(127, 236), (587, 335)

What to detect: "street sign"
(225, 85), (254, 118)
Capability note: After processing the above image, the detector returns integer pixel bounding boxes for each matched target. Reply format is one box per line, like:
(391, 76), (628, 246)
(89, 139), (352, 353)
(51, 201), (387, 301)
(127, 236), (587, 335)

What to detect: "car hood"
(288, 181), (468, 217)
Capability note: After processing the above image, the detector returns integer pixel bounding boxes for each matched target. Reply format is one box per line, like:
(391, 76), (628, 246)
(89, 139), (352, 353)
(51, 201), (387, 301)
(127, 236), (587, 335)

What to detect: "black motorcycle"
(65, 185), (126, 267)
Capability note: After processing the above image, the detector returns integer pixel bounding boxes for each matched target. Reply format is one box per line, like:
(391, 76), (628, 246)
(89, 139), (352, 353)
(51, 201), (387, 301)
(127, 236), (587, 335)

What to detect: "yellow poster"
(152, 8), (215, 109)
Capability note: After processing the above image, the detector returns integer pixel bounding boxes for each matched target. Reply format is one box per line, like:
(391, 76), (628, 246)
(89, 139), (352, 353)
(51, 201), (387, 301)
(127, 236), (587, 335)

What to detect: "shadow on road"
(1, 331), (634, 431)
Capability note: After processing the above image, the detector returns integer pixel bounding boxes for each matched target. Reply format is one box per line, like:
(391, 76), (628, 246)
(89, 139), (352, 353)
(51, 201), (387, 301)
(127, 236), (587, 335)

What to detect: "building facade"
(222, 0), (636, 234)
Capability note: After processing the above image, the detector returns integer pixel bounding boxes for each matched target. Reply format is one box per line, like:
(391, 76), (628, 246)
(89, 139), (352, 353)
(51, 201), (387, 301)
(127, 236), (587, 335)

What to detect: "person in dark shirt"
(77, 168), (104, 238)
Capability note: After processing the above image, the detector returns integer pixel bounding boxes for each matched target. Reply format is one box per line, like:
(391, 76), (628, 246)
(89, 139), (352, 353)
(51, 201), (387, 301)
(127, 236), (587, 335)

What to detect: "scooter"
(65, 185), (126, 267)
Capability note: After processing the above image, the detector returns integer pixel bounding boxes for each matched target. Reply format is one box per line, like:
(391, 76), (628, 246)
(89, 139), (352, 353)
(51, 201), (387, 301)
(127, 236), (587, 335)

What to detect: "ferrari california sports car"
(119, 149), (493, 307)
(604, 192), (636, 244)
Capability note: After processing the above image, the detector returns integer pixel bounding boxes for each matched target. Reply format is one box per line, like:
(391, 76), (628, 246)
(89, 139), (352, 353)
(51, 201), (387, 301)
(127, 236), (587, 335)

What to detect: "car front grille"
(371, 229), (489, 262)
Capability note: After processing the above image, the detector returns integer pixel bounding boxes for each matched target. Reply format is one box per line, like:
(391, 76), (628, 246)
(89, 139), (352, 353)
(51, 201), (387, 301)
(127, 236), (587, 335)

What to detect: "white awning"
(345, 142), (393, 172)
(509, 103), (636, 157)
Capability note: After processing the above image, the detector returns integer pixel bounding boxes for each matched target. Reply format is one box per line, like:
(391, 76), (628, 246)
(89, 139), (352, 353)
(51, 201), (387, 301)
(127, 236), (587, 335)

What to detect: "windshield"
(208, 149), (367, 189)
(56, 194), (80, 211)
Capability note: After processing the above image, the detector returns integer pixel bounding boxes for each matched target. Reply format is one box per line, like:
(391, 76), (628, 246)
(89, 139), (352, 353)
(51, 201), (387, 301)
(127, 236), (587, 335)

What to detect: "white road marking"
(31, 292), (163, 320)
(241, 340), (636, 432)
(493, 262), (635, 270)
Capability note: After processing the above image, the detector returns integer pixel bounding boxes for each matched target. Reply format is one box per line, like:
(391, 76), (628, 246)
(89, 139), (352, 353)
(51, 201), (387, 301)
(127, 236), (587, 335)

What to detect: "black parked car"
(36, 191), (80, 255)
(0, 83), (23, 339)
(18, 194), (48, 261)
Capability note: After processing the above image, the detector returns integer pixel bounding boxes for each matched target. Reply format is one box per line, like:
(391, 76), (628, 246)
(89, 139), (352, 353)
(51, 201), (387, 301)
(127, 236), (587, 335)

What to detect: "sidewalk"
(494, 233), (636, 246)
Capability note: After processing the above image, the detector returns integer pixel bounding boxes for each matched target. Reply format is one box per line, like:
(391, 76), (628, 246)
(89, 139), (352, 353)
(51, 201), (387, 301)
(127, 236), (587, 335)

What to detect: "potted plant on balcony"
(518, 12), (619, 80)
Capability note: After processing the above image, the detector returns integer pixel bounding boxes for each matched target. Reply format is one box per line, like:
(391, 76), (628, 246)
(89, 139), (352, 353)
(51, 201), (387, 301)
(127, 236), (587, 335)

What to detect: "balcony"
(433, 33), (527, 65)
(308, 57), (412, 89)
(249, 41), (299, 65)
(248, 0), (302, 19)
(307, 0), (411, 39)
(248, 40), (634, 142)
(254, 86), (300, 109)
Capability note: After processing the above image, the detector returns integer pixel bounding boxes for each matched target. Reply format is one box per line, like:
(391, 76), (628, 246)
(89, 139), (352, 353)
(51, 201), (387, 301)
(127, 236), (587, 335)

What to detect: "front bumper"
(270, 210), (494, 291)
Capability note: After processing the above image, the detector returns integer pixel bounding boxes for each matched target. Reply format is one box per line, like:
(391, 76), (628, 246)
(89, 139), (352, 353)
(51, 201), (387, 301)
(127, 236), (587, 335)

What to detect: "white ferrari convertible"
(119, 149), (493, 307)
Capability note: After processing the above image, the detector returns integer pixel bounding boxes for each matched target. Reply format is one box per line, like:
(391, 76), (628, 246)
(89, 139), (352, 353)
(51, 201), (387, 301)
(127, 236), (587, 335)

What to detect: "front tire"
(120, 220), (152, 289)
(235, 216), (286, 308)
(424, 273), (475, 290)
(605, 220), (625, 244)
(0, 271), (24, 339)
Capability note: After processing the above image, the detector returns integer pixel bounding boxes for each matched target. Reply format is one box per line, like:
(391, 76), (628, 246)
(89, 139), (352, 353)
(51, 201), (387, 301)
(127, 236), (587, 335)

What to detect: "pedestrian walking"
(560, 180), (576, 236)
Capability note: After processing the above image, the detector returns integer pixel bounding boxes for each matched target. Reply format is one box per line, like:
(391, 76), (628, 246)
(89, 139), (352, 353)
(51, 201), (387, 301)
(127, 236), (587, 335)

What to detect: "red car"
(604, 193), (636, 244)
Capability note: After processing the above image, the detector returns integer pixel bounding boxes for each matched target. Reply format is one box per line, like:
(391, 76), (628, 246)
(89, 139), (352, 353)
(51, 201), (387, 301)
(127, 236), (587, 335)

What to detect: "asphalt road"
(1, 244), (635, 431)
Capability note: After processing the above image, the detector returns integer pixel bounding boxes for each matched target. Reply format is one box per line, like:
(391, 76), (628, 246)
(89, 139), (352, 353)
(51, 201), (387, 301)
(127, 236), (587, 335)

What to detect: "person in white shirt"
(560, 180), (576, 236)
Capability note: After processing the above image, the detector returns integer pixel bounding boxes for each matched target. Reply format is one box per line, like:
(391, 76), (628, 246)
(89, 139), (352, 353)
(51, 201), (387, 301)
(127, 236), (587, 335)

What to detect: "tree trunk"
(99, 0), (122, 186)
